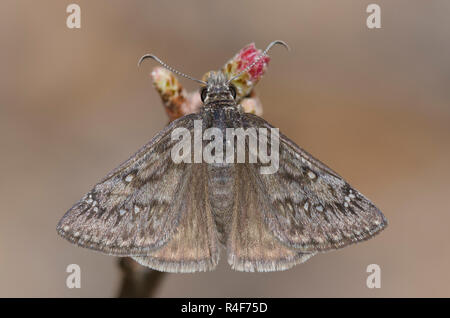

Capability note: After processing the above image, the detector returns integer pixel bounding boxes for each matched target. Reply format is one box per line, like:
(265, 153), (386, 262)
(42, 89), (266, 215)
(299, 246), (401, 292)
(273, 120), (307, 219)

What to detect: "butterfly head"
(200, 71), (237, 105)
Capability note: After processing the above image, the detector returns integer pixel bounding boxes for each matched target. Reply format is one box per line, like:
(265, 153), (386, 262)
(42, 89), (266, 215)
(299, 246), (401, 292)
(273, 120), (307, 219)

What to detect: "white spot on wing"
(314, 236), (324, 244)
(307, 171), (316, 179)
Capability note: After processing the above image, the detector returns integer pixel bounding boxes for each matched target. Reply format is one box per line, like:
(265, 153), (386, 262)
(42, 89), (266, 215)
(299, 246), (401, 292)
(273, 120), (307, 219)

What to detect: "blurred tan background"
(1, 0), (449, 297)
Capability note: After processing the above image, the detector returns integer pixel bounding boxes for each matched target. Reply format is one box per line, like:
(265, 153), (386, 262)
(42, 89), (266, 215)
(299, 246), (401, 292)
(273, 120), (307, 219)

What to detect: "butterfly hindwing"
(227, 164), (315, 272)
(132, 163), (220, 273)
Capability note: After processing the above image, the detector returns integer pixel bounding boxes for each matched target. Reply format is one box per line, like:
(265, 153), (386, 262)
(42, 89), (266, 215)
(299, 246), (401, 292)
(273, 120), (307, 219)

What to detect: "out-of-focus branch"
(117, 43), (270, 298)
(117, 258), (165, 298)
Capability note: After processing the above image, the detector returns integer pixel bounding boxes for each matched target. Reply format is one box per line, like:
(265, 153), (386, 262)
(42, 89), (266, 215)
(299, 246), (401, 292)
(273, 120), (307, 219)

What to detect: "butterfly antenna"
(138, 54), (207, 85)
(227, 40), (290, 84)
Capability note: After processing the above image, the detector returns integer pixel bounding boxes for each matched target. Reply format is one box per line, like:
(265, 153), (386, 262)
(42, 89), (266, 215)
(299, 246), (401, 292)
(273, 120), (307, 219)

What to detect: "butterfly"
(57, 41), (387, 273)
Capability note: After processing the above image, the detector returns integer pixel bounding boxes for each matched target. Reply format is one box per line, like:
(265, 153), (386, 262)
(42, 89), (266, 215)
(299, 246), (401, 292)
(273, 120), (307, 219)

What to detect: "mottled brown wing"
(132, 163), (220, 273)
(57, 113), (209, 256)
(227, 164), (315, 272)
(243, 113), (388, 253)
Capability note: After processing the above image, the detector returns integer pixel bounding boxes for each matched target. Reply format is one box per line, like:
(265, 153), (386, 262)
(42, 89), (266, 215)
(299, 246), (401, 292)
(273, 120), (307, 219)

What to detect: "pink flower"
(221, 43), (271, 101)
(236, 43), (270, 80)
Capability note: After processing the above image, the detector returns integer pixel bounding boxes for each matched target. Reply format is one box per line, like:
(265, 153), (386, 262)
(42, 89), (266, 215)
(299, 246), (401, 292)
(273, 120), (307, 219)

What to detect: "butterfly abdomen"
(207, 163), (235, 244)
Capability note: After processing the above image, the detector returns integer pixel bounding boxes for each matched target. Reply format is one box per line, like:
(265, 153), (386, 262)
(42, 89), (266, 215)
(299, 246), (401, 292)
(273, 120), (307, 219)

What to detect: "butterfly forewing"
(57, 114), (204, 256)
(243, 113), (388, 252)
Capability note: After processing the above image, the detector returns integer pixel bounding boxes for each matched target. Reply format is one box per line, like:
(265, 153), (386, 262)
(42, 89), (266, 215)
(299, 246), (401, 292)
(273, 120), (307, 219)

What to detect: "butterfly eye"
(200, 87), (208, 102)
(229, 84), (237, 99)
